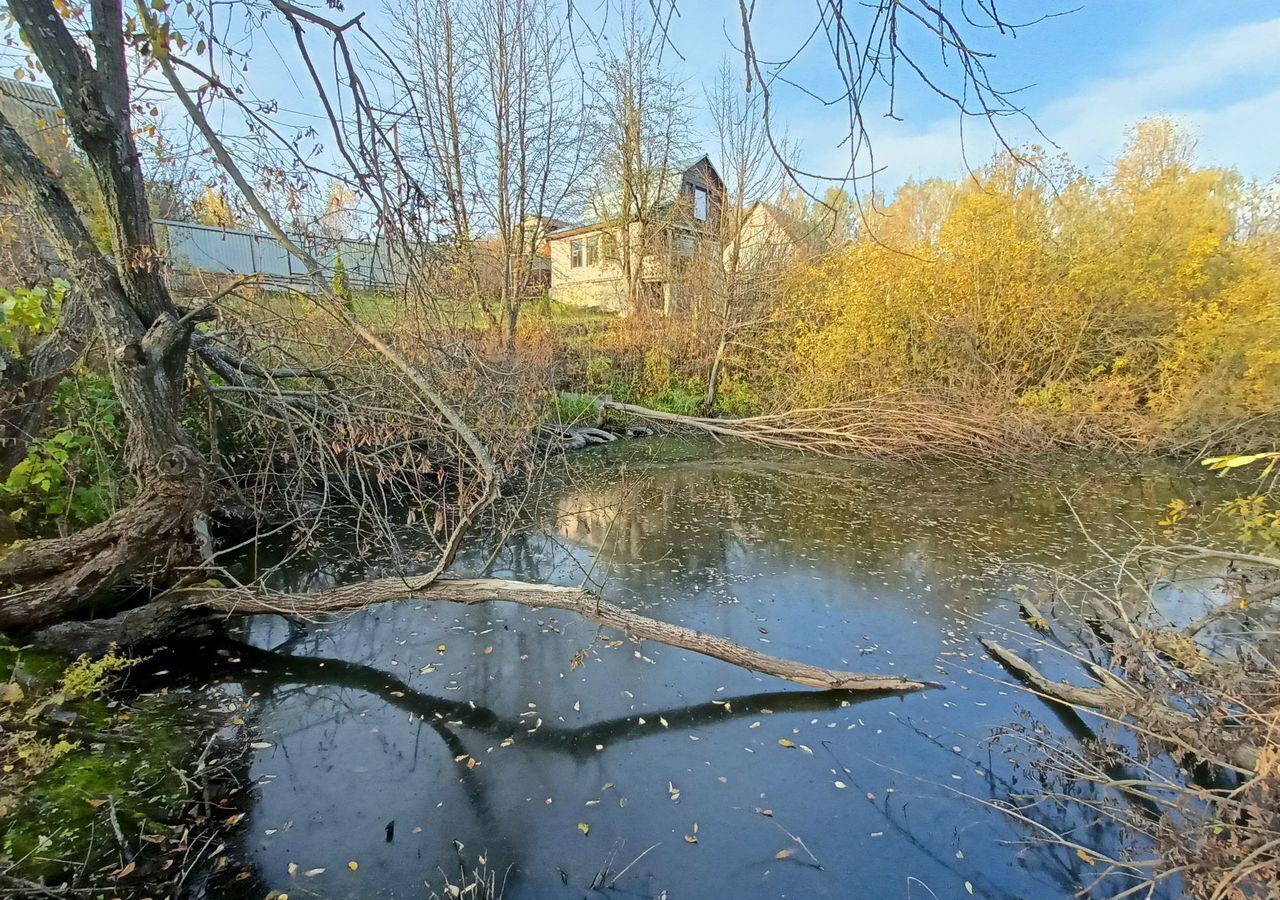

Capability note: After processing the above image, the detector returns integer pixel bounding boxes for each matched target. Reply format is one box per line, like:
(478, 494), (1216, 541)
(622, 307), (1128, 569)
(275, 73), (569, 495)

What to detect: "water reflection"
(200, 439), (1232, 899)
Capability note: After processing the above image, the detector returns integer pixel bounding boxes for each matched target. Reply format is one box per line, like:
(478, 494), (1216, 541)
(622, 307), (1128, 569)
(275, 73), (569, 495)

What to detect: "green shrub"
(549, 392), (602, 424)
(0, 279), (67, 357)
(0, 372), (127, 532)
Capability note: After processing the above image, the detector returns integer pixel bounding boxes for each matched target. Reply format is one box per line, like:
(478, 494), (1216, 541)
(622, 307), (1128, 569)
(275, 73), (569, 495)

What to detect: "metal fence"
(1, 203), (414, 293)
(154, 219), (408, 291)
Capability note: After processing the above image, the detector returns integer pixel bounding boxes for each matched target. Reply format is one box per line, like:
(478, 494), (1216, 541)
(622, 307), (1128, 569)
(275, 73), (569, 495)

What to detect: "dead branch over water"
(981, 542), (1280, 897)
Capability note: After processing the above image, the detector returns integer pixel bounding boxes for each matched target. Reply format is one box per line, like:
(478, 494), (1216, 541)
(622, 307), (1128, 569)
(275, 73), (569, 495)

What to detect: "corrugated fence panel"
(154, 219), (407, 291)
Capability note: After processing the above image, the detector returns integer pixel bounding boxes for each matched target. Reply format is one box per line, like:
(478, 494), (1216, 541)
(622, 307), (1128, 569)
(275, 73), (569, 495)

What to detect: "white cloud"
(1043, 17), (1280, 173)
(810, 16), (1280, 191)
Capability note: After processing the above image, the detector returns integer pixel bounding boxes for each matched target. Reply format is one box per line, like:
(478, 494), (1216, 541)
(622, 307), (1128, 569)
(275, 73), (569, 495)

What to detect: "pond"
(194, 438), (1238, 899)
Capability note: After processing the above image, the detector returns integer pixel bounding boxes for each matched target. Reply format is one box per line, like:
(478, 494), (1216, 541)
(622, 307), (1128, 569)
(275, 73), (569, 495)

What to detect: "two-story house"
(547, 155), (724, 315)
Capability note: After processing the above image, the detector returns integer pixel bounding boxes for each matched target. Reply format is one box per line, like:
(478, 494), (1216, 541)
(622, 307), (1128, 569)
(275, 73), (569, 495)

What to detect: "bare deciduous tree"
(390, 0), (586, 342)
(585, 3), (693, 314)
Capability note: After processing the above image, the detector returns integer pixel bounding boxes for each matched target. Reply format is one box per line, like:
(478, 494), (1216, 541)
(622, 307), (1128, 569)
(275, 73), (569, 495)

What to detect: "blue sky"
(46, 0), (1272, 205)
(643, 0), (1280, 190)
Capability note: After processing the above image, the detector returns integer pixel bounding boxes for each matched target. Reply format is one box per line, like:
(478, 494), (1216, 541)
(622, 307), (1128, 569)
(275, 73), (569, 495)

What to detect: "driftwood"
(37, 577), (928, 693)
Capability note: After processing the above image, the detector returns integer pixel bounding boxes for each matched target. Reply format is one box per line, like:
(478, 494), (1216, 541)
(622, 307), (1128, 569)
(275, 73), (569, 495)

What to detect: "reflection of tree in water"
(204, 633), (1149, 900)
(200, 444), (1233, 898)
(221, 444), (1227, 615)
(203, 635), (881, 898)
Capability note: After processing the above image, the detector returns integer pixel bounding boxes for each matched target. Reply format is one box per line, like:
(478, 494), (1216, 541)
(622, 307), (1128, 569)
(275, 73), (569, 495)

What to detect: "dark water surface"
(201, 438), (1238, 899)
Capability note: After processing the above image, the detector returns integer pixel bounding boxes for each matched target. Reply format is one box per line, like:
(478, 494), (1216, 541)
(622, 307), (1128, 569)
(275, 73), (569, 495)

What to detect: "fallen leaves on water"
(578, 823), (590, 836)
(684, 823), (698, 845)
(1077, 848), (1096, 867)
(778, 739), (795, 748)
(347, 861), (359, 872)
(305, 867), (326, 877)
(114, 861), (136, 879)
(287, 862), (298, 878)
(250, 741), (273, 750)
(754, 807), (773, 817)
(775, 849), (793, 860)
(668, 782), (681, 802)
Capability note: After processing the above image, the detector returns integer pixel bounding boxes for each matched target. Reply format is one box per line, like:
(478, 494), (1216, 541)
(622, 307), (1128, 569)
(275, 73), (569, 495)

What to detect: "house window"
(571, 236), (599, 268)
(693, 186), (708, 221)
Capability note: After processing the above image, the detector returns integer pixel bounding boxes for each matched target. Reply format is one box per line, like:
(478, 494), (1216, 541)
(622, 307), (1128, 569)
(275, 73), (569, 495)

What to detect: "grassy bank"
(1, 639), (242, 896)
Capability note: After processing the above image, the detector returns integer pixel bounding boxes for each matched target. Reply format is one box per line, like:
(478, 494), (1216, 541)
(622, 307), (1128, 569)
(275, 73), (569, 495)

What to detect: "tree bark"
(0, 1), (208, 630)
(0, 484), (202, 629)
(202, 578), (932, 691)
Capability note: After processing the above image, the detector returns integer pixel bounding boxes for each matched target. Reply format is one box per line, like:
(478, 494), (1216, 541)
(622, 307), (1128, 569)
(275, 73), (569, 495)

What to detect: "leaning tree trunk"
(0, 0), (209, 628)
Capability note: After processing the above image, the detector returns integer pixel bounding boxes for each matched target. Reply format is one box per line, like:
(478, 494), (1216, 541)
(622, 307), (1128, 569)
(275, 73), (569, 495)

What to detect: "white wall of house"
(548, 227), (629, 312)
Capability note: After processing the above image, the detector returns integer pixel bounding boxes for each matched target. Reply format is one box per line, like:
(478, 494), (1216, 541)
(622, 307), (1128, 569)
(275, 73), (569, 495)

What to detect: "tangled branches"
(601, 395), (1043, 460)
(982, 542), (1280, 897)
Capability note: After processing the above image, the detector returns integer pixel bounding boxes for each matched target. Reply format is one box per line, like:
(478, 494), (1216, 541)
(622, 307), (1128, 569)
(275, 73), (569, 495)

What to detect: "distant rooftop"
(0, 76), (60, 121)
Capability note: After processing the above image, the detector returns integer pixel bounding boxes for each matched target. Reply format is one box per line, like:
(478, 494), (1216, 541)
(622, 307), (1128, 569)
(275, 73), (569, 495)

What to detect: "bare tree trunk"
(703, 330), (728, 415)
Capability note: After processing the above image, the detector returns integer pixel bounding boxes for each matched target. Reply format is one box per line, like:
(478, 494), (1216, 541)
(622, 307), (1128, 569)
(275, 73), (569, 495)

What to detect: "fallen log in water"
(38, 577), (929, 693)
(599, 398), (1037, 459)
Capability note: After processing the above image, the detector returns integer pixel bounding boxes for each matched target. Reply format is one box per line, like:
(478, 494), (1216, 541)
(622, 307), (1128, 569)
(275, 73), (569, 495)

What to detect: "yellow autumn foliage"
(772, 119), (1280, 448)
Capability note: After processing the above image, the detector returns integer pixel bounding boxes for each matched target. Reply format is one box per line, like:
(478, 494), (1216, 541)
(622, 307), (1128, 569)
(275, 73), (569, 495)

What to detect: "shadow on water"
(191, 438), (1235, 899)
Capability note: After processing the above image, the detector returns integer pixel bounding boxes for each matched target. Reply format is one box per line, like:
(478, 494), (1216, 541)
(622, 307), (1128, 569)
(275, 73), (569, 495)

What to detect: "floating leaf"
(775, 849), (793, 860)
(347, 861), (359, 871)
(777, 739), (795, 748)
(578, 822), (590, 836)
